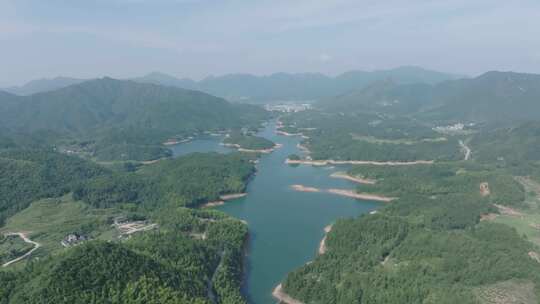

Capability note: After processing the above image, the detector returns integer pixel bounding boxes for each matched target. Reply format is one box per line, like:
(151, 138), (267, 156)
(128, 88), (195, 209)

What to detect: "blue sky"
(1, 0), (540, 86)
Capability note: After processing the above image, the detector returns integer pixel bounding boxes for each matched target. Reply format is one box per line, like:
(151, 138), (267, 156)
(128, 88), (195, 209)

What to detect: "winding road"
(459, 140), (471, 161)
(2, 232), (41, 267)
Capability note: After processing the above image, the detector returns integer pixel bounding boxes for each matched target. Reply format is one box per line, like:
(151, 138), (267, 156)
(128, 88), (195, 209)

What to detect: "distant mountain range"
(321, 71), (540, 123)
(0, 77), (266, 135)
(3, 66), (461, 102)
(0, 78), (269, 161)
(3, 77), (86, 96)
(133, 66), (461, 103)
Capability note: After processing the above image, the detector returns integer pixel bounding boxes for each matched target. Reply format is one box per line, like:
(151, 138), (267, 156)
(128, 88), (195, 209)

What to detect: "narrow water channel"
(173, 121), (380, 304)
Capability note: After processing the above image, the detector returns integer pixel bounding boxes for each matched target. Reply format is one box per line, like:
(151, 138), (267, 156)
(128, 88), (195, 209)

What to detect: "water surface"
(172, 122), (380, 304)
(170, 136), (231, 156)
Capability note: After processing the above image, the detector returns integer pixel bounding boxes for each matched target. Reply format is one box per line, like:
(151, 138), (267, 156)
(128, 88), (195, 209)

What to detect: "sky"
(1, 0), (540, 86)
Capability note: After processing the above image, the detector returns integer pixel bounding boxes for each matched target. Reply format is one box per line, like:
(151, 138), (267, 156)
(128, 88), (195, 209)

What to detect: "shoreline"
(219, 193), (248, 200)
(290, 184), (395, 202)
(223, 143), (283, 154)
(285, 159), (434, 166)
(276, 130), (303, 137)
(290, 184), (321, 192)
(201, 193), (248, 208)
(326, 189), (395, 202)
(272, 284), (304, 304)
(163, 138), (192, 146)
(330, 172), (376, 184)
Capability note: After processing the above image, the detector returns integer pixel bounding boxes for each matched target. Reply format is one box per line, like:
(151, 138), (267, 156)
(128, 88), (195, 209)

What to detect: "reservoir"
(173, 121), (380, 304)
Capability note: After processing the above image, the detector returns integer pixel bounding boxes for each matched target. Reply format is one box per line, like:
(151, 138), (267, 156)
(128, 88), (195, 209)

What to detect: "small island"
(223, 131), (279, 153)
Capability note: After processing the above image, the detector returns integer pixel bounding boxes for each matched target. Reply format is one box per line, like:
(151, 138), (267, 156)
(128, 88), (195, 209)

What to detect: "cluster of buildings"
(433, 122), (475, 135)
(265, 103), (312, 113)
(61, 233), (89, 247)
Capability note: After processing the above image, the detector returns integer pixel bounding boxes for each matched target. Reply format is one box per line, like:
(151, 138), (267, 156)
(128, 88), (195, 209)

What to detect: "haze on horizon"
(1, 0), (540, 86)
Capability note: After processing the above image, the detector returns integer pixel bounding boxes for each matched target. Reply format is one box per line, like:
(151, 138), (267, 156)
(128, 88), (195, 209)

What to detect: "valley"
(2, 70), (540, 304)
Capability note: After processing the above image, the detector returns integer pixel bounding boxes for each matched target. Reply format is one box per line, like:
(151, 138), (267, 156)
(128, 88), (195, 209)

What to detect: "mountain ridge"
(4, 66), (462, 102)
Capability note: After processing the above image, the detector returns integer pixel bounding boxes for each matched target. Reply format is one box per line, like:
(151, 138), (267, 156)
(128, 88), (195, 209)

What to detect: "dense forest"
(282, 162), (540, 303)
(223, 131), (276, 151)
(0, 78), (270, 161)
(279, 102), (540, 303)
(1, 208), (248, 303)
(318, 71), (540, 123)
(279, 111), (461, 161)
(0, 145), (256, 303)
(0, 149), (107, 225)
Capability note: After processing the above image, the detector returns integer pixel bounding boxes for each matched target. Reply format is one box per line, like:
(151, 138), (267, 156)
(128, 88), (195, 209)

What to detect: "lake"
(172, 121), (380, 304)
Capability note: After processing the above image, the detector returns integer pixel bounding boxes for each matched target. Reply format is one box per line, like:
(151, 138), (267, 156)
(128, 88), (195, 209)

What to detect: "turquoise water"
(172, 122), (380, 304)
(170, 136), (232, 156)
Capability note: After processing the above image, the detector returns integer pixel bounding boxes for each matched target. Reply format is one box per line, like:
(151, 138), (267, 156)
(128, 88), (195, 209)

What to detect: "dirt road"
(2, 232), (41, 267)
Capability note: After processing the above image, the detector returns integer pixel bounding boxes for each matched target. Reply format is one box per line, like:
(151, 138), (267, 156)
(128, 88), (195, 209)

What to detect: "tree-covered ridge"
(349, 162), (525, 207)
(223, 131), (276, 150)
(75, 152), (255, 209)
(0, 208), (249, 304)
(0, 143), (257, 303)
(0, 78), (267, 134)
(285, 216), (539, 304)
(0, 78), (270, 161)
(318, 71), (540, 123)
(280, 111), (461, 161)
(469, 121), (540, 166)
(0, 149), (107, 225)
(132, 67), (460, 103)
(282, 162), (539, 303)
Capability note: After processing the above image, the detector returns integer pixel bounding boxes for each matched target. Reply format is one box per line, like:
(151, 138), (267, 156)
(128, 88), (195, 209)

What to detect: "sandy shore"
(220, 193), (247, 200)
(290, 185), (321, 192)
(201, 193), (247, 208)
(276, 130), (303, 137)
(286, 159), (434, 166)
(330, 172), (376, 184)
(290, 185), (394, 202)
(326, 189), (395, 202)
(272, 284), (304, 304)
(318, 225), (333, 255)
(141, 158), (164, 165)
(224, 143), (282, 154)
(201, 200), (225, 208)
(201, 193), (248, 208)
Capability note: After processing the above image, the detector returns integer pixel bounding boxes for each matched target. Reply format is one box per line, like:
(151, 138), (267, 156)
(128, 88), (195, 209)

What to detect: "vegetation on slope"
(282, 162), (539, 304)
(319, 71), (540, 123)
(0, 78), (270, 161)
(223, 132), (276, 150)
(0, 148), (256, 303)
(280, 111), (461, 161)
(0, 149), (107, 225)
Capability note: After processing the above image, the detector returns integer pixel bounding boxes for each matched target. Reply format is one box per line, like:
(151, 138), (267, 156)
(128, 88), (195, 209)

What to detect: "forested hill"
(319, 79), (435, 114)
(0, 77), (267, 135)
(320, 71), (540, 123)
(3, 77), (86, 96)
(424, 71), (540, 122)
(132, 66), (460, 103)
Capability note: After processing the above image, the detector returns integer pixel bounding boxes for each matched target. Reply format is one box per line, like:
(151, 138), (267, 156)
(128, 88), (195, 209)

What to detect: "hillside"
(425, 71), (540, 122)
(3, 77), (86, 96)
(321, 71), (540, 123)
(0, 78), (269, 161)
(0, 151), (255, 304)
(133, 66), (460, 103)
(320, 79), (436, 114)
(0, 77), (267, 134)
